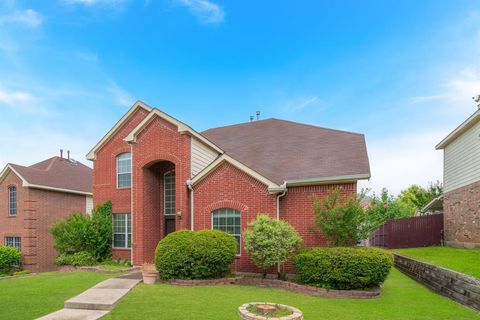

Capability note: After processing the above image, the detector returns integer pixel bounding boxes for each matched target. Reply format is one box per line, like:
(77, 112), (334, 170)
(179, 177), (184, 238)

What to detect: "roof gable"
(86, 101), (152, 160)
(436, 109), (480, 149)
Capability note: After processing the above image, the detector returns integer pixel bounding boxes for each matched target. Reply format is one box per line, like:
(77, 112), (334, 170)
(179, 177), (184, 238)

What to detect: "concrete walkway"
(37, 274), (141, 320)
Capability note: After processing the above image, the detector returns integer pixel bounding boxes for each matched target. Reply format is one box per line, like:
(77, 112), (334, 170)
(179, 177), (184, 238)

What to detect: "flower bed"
(159, 277), (381, 298)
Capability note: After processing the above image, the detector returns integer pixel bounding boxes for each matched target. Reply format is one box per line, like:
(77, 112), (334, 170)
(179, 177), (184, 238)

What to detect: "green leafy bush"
(50, 201), (112, 262)
(244, 214), (302, 278)
(155, 230), (237, 279)
(13, 270), (31, 276)
(293, 247), (393, 290)
(0, 246), (21, 274)
(55, 251), (97, 266)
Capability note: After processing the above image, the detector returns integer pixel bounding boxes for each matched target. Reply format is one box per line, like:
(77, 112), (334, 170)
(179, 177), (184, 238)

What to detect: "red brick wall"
(443, 181), (480, 248)
(0, 170), (87, 272)
(131, 116), (191, 264)
(193, 162), (277, 273)
(93, 107), (150, 260)
(280, 183), (357, 273)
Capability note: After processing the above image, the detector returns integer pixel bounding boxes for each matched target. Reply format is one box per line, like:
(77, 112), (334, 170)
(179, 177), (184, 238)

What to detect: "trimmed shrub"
(55, 251), (97, 266)
(50, 201), (112, 262)
(0, 246), (21, 274)
(155, 230), (237, 279)
(244, 214), (302, 278)
(293, 247), (393, 290)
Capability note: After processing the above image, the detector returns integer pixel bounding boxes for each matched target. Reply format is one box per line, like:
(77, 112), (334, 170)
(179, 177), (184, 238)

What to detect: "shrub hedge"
(55, 251), (97, 266)
(0, 245), (21, 274)
(293, 247), (393, 290)
(155, 230), (237, 279)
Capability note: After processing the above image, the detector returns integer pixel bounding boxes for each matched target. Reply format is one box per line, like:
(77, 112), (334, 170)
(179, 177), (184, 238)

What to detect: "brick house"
(0, 155), (93, 272)
(436, 102), (480, 248)
(87, 101), (370, 273)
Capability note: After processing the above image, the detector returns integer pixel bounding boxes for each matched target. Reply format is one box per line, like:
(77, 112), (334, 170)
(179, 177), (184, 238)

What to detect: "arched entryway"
(140, 160), (177, 262)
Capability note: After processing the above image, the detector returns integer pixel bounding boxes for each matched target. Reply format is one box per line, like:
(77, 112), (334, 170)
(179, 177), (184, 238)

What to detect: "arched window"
(116, 153), (132, 188)
(212, 208), (241, 254)
(8, 186), (16, 216)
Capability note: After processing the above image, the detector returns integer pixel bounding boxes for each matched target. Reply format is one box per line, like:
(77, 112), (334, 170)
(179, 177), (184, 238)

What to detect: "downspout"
(275, 182), (287, 273)
(187, 180), (194, 231)
(129, 143), (134, 264)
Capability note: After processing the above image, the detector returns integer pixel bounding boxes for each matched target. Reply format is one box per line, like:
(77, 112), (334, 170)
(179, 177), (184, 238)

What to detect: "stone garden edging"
(394, 253), (480, 311)
(159, 277), (381, 299)
(58, 265), (139, 274)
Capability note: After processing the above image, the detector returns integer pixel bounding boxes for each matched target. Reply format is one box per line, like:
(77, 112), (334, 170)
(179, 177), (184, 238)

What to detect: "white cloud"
(283, 96), (323, 113)
(0, 88), (36, 105)
(0, 9), (43, 28)
(175, 0), (225, 24)
(75, 50), (98, 63)
(107, 81), (133, 107)
(411, 67), (480, 110)
(62, 0), (127, 6)
(358, 130), (447, 196)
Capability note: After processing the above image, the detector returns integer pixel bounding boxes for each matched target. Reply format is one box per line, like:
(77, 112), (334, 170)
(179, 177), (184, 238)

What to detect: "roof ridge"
(203, 117), (364, 136)
(45, 157), (58, 171)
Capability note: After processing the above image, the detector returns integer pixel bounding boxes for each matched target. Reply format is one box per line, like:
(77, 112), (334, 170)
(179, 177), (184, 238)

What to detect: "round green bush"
(0, 246), (21, 274)
(293, 247), (393, 290)
(155, 230), (237, 279)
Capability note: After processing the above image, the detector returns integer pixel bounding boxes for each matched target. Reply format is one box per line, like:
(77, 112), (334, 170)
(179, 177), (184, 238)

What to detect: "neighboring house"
(436, 102), (480, 248)
(0, 154), (93, 272)
(87, 101), (370, 273)
(416, 195), (443, 216)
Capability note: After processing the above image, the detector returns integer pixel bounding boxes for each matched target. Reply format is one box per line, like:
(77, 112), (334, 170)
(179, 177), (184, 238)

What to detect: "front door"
(165, 217), (176, 236)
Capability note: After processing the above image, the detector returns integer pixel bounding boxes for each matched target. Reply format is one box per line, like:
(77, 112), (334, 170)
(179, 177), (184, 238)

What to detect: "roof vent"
(249, 115), (254, 122)
(256, 111), (260, 120)
(474, 94), (480, 109)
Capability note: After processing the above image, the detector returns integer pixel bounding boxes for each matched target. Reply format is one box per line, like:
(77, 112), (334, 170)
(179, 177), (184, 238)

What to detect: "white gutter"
(187, 180), (194, 231)
(130, 143), (134, 264)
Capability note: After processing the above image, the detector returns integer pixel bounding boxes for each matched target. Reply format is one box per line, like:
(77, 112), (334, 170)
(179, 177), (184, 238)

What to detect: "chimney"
(474, 94), (480, 109)
(60, 149), (63, 159)
(256, 111), (260, 121)
(67, 150), (70, 161)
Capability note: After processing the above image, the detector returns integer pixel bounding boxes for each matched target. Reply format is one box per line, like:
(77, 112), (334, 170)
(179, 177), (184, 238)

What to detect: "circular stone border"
(238, 302), (303, 320)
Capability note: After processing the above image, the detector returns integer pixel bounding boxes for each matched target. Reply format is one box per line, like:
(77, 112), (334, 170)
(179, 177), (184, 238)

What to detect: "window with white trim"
(8, 186), (16, 216)
(164, 170), (175, 216)
(212, 208), (241, 254)
(116, 153), (132, 188)
(113, 214), (132, 248)
(5, 236), (21, 251)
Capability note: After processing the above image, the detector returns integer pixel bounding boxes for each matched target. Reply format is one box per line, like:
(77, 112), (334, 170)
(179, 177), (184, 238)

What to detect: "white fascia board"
(86, 101), (152, 161)
(123, 108), (223, 154)
(25, 183), (93, 196)
(190, 154), (280, 190)
(0, 164), (28, 185)
(436, 109), (480, 150)
(284, 173), (371, 187)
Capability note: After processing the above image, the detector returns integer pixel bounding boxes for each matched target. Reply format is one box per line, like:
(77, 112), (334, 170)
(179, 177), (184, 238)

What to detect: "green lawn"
(394, 246), (480, 279)
(0, 271), (118, 320)
(103, 269), (478, 320)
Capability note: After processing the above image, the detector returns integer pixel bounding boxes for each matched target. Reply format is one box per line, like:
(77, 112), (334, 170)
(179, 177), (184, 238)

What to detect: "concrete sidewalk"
(37, 276), (141, 320)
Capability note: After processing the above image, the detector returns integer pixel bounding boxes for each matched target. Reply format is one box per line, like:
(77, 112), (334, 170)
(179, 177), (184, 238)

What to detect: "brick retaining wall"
(159, 277), (380, 299)
(394, 254), (480, 311)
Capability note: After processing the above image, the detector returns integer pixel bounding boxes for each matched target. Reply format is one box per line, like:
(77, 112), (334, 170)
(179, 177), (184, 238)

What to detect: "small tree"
(313, 188), (371, 246)
(50, 201), (113, 262)
(244, 214), (302, 278)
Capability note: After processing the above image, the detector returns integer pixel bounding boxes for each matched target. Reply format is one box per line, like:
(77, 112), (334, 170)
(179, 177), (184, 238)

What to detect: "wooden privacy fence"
(369, 214), (444, 249)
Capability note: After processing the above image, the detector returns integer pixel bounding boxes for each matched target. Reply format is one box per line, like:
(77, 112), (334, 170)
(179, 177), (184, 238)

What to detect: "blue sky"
(1, 0), (479, 195)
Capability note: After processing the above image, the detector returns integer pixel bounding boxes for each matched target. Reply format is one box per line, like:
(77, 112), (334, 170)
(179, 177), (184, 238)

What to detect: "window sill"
(8, 215), (17, 218)
(112, 247), (132, 250)
(116, 187), (131, 190)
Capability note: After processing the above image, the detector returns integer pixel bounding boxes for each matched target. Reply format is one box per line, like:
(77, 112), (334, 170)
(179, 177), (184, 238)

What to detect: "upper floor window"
(117, 153), (132, 188)
(8, 186), (16, 216)
(212, 208), (241, 255)
(164, 170), (175, 216)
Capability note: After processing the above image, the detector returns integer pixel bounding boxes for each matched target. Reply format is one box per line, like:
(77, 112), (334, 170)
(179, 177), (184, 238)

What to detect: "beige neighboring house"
(436, 97), (480, 248)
